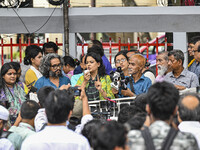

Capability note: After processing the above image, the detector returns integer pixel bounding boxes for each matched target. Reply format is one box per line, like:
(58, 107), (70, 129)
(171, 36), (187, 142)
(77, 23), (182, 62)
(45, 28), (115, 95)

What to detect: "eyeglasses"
(115, 58), (127, 64)
(192, 50), (198, 53)
(188, 46), (194, 49)
(51, 63), (62, 70)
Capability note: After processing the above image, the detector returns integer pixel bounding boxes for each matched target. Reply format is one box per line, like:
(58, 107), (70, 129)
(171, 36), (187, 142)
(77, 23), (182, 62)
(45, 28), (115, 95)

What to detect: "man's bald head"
(178, 93), (200, 121)
(130, 54), (146, 69)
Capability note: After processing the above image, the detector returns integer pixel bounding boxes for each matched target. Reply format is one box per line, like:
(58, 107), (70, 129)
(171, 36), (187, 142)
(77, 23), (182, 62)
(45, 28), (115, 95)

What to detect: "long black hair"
(0, 62), (16, 90)
(39, 53), (63, 78)
(85, 52), (106, 78)
(24, 45), (43, 65)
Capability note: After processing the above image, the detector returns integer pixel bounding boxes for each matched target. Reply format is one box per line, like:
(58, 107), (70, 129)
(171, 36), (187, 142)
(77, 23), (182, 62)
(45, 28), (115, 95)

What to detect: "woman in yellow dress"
(76, 51), (115, 101)
(24, 45), (43, 87)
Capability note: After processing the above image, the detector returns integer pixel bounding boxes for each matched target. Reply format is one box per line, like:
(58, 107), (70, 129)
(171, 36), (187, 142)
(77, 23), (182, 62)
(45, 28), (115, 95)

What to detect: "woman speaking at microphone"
(76, 52), (114, 101)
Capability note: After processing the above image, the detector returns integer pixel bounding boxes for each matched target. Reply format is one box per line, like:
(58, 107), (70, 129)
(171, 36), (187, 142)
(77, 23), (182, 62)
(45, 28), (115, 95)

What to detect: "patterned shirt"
(164, 69), (199, 88)
(76, 75), (115, 100)
(128, 121), (199, 150)
(71, 73), (83, 86)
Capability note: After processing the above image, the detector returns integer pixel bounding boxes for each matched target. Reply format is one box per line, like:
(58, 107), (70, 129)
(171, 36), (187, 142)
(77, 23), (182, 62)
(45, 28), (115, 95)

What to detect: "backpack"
(141, 126), (178, 150)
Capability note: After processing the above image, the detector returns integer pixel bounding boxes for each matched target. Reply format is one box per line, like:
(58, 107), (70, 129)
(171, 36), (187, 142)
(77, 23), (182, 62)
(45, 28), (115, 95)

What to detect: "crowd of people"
(1, 37), (200, 150)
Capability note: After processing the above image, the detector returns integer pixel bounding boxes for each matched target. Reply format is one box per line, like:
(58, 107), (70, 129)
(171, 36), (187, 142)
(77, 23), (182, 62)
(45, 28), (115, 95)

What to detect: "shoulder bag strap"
(0, 131), (12, 138)
(129, 76), (135, 94)
(161, 127), (179, 150)
(141, 127), (156, 150)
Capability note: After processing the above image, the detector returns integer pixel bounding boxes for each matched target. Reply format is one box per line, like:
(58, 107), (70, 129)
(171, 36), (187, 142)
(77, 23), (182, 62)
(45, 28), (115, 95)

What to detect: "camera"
(70, 87), (81, 96)
(110, 67), (129, 90)
(110, 68), (121, 90)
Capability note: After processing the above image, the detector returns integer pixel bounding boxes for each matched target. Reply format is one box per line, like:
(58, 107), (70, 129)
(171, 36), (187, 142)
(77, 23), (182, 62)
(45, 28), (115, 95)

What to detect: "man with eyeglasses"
(34, 53), (71, 92)
(164, 50), (199, 90)
(189, 36), (200, 79)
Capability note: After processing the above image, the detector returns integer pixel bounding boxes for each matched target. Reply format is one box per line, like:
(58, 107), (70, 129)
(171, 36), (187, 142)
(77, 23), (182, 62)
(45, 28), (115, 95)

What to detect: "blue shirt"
(188, 60), (200, 78)
(118, 75), (152, 97)
(73, 65), (82, 75)
(102, 55), (112, 75)
(127, 75), (152, 95)
(71, 73), (83, 86)
(35, 76), (71, 92)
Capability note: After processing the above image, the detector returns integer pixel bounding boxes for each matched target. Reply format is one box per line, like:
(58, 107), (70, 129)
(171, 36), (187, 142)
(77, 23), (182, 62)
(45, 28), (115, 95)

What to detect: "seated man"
(187, 36), (198, 69)
(178, 93), (200, 148)
(188, 36), (200, 77)
(120, 54), (152, 96)
(35, 53), (71, 91)
(9, 100), (40, 142)
(164, 49), (199, 90)
(155, 51), (172, 82)
(21, 89), (90, 150)
(128, 81), (199, 150)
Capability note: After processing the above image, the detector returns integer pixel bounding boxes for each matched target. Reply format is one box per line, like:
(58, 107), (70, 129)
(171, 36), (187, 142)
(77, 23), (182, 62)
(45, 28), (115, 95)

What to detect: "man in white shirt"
(178, 93), (200, 148)
(21, 89), (90, 150)
(34, 86), (55, 132)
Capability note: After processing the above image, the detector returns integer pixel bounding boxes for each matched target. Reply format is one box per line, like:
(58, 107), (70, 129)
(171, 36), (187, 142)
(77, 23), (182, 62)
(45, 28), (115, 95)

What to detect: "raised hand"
(95, 75), (102, 91)
(59, 83), (71, 90)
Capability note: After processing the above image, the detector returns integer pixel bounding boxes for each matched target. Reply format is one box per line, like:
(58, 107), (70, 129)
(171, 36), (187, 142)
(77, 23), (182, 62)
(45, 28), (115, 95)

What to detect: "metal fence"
(0, 36), (173, 71)
(0, 37), (62, 65)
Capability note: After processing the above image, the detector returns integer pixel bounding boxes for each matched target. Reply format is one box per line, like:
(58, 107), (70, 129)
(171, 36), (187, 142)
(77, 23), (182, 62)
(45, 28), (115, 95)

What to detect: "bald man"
(178, 93), (200, 148)
(121, 54), (152, 96)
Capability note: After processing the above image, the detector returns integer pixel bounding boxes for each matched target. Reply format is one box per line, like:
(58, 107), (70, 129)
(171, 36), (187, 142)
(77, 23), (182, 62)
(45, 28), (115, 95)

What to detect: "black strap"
(39, 123), (47, 131)
(161, 127), (178, 150)
(141, 127), (178, 150)
(0, 131), (12, 139)
(141, 127), (156, 150)
(129, 76), (135, 94)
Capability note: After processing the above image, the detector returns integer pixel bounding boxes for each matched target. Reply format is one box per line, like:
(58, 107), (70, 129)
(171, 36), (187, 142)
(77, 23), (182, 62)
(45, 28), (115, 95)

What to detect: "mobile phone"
(84, 70), (90, 75)
(70, 87), (81, 96)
